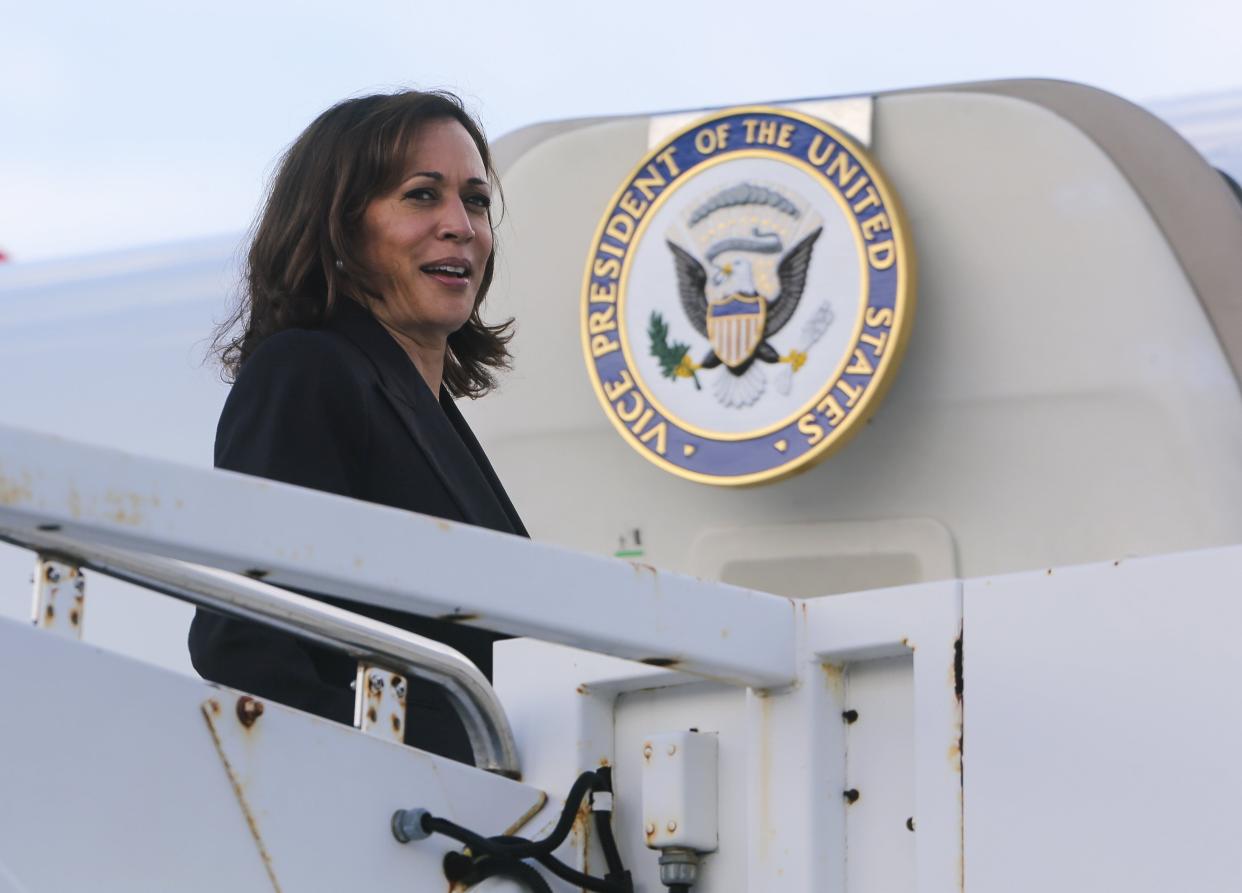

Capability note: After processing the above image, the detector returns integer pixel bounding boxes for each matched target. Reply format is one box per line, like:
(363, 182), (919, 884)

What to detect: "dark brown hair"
(212, 90), (512, 397)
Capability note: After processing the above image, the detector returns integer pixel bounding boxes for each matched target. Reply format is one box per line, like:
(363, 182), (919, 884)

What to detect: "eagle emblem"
(650, 182), (832, 407)
(582, 106), (913, 486)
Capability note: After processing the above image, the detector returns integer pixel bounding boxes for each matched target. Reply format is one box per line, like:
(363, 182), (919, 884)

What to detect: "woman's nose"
(438, 199), (474, 241)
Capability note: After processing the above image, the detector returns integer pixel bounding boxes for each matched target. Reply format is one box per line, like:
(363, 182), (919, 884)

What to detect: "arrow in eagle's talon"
(780, 350), (808, 372)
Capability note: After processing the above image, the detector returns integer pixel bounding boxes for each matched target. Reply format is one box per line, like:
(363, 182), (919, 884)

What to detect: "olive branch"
(648, 311), (701, 390)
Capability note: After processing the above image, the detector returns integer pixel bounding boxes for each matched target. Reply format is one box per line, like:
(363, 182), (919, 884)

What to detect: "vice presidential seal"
(581, 106), (914, 486)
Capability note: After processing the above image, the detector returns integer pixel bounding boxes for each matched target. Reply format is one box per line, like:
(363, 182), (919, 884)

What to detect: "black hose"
(462, 839), (620, 893)
(423, 770), (597, 859)
(593, 766), (614, 794)
(595, 807), (625, 876)
(413, 769), (633, 892)
(462, 856), (554, 893)
(533, 852), (619, 892)
(591, 766), (625, 877)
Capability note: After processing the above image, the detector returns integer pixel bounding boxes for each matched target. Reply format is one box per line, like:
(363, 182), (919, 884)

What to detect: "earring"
(334, 259), (344, 271)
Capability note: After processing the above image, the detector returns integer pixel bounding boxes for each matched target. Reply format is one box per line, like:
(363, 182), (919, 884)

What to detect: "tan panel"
(478, 83), (1242, 589)
(930, 79), (1242, 387)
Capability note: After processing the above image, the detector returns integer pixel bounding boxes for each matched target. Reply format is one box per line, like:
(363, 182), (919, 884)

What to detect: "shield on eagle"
(706, 294), (767, 368)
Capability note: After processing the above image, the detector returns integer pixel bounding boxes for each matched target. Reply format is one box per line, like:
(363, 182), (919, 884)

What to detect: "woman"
(189, 91), (526, 765)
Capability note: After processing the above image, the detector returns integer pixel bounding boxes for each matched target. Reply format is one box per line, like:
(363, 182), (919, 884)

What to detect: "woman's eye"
(466, 193), (492, 211)
(403, 187), (436, 201)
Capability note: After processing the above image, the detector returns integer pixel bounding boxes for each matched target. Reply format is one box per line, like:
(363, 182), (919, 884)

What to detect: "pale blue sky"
(3, 0), (1239, 262)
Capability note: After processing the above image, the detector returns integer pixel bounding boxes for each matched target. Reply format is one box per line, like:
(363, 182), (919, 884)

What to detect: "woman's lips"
(422, 269), (471, 288)
(420, 259), (472, 288)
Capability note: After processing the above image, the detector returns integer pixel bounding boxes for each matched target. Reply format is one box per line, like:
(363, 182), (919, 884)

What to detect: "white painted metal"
(0, 616), (544, 892)
(29, 556), (84, 639)
(524, 580), (955, 891)
(7, 450), (1242, 890)
(809, 581), (964, 893)
(0, 421), (798, 688)
(962, 548), (1242, 893)
(493, 579), (964, 892)
(0, 237), (232, 677)
(493, 643), (748, 891)
(844, 655), (916, 892)
(640, 730), (719, 852)
(1, 532), (520, 774)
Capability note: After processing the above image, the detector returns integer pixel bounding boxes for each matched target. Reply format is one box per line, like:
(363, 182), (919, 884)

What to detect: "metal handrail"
(0, 530), (521, 778)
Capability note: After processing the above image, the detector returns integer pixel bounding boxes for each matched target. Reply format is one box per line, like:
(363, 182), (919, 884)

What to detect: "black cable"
(442, 851), (473, 883)
(594, 765), (614, 793)
(454, 849), (619, 893)
(533, 852), (620, 892)
(423, 770), (597, 859)
(595, 808), (625, 876)
(422, 816), (495, 855)
(414, 769), (633, 892)
(460, 856), (554, 893)
(590, 766), (626, 877)
(459, 837), (621, 893)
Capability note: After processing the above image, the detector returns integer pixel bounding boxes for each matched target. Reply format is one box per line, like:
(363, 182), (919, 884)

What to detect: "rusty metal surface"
(640, 731), (719, 852)
(808, 581), (964, 893)
(0, 421), (798, 688)
(202, 697), (282, 893)
(496, 581), (964, 893)
(841, 654), (916, 891)
(0, 531), (520, 776)
(30, 557), (83, 640)
(355, 665), (407, 744)
(10, 470), (1242, 892)
(0, 614), (545, 891)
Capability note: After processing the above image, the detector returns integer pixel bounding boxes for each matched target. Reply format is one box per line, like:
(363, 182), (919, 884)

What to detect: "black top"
(188, 299), (526, 763)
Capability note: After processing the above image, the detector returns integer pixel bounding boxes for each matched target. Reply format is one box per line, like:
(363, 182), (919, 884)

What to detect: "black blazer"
(188, 299), (527, 763)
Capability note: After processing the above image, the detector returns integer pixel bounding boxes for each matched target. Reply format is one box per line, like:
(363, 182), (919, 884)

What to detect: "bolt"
(667, 744), (677, 756)
(645, 822), (655, 835)
(368, 672), (385, 694)
(642, 744), (653, 759)
(667, 820), (678, 833)
(843, 709), (859, 724)
(236, 696), (265, 727)
(45, 566), (61, 583)
(393, 678), (407, 699)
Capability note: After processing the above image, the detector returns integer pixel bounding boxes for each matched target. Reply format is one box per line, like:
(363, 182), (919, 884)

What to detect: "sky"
(3, 0), (1241, 264)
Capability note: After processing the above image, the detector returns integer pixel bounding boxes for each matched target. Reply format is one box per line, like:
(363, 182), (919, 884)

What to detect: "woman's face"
(359, 118), (494, 345)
